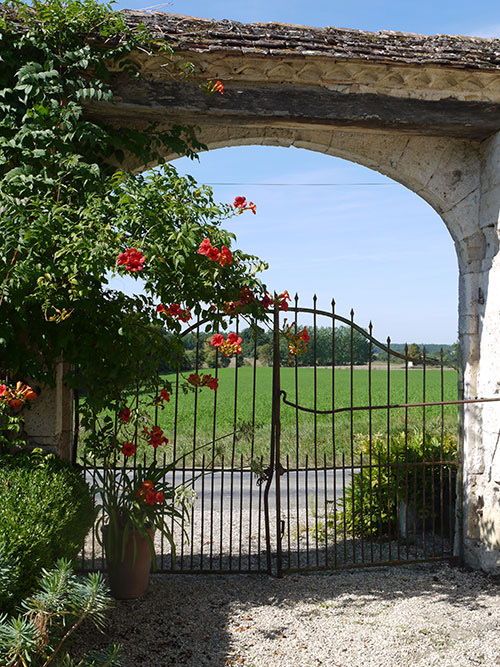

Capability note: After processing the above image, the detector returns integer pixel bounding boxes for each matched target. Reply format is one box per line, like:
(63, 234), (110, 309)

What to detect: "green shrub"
(0, 547), (17, 612)
(0, 451), (95, 608)
(317, 431), (457, 540)
(0, 559), (121, 666)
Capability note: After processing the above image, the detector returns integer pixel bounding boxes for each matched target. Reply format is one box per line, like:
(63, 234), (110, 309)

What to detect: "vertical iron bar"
(162, 451), (167, 571)
(190, 326), (200, 570)
(359, 451), (365, 562)
(332, 300), (337, 567)
(350, 309), (356, 563)
(440, 348), (445, 557)
(456, 344), (464, 562)
(263, 301), (281, 575)
(404, 344), (410, 561)
(430, 354), (437, 557)
(313, 295), (319, 567)
(286, 453), (291, 570)
(294, 294), (301, 569)
(248, 325), (258, 570)
(394, 359), (401, 563)
(200, 453), (206, 571)
(258, 454), (263, 572)
(180, 451), (186, 570)
(274, 304), (283, 577)
(228, 316), (240, 570)
(323, 453), (329, 568)
(171, 369), (180, 565)
(342, 451), (347, 564)
(305, 453), (310, 567)
(377, 450), (383, 562)
(368, 322), (374, 563)
(239, 453), (244, 571)
(219, 454), (225, 571)
(209, 346), (219, 571)
(386, 337), (392, 560)
(422, 347), (427, 556)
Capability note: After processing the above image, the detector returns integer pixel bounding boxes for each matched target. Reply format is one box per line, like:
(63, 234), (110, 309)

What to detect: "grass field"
(127, 366), (459, 466)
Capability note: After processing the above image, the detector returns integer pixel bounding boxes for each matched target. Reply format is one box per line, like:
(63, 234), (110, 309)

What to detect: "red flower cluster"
(198, 238), (232, 267)
(233, 196), (256, 214)
(282, 323), (310, 360)
(152, 388), (170, 409)
(210, 333), (225, 348)
(119, 407), (131, 422)
(210, 332), (243, 356)
(261, 290), (291, 311)
(187, 373), (218, 391)
(137, 480), (164, 505)
(116, 248), (145, 272)
(156, 303), (191, 322)
(121, 441), (137, 457)
(0, 382), (37, 411)
(222, 286), (255, 314)
(209, 80), (224, 94)
(143, 425), (168, 449)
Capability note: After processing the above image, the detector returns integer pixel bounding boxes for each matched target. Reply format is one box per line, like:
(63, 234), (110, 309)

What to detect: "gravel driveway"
(75, 562), (500, 666)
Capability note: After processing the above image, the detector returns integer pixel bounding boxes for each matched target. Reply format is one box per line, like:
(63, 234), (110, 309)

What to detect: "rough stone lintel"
(101, 77), (500, 140)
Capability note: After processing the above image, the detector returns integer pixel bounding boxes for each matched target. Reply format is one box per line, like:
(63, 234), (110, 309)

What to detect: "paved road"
(86, 468), (356, 511)
(166, 469), (355, 511)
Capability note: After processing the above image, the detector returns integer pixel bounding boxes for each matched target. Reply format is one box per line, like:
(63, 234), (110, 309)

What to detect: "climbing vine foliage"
(0, 0), (267, 407)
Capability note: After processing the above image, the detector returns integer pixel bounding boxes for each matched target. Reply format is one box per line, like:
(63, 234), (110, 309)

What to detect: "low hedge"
(316, 431), (457, 540)
(0, 450), (95, 609)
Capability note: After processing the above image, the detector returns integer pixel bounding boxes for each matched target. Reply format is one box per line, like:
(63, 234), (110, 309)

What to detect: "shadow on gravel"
(74, 562), (500, 666)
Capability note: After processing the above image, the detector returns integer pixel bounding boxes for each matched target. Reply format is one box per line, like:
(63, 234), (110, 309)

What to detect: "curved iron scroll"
(279, 389), (500, 415)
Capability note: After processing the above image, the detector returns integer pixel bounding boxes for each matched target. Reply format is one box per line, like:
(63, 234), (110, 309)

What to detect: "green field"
(128, 366), (459, 466)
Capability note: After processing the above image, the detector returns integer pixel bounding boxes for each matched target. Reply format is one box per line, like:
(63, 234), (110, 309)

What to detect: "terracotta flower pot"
(103, 525), (155, 599)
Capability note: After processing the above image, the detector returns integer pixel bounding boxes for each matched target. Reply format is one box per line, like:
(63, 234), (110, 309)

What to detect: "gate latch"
(256, 465), (273, 486)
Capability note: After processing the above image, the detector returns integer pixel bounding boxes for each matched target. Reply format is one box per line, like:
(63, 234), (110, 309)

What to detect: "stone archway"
(33, 12), (500, 571)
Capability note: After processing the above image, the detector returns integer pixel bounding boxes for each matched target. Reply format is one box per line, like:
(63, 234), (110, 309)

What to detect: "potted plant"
(95, 458), (188, 600)
(81, 387), (204, 599)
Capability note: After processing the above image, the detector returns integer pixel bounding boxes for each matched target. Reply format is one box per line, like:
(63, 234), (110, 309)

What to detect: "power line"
(203, 182), (397, 187)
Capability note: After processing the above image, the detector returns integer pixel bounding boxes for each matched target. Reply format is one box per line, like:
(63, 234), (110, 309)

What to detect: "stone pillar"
(459, 131), (500, 571)
(22, 361), (73, 461)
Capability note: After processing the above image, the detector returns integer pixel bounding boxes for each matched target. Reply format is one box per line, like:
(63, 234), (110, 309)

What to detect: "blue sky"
(111, 0), (500, 344)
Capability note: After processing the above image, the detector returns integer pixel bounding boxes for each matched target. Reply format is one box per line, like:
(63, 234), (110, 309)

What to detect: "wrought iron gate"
(78, 297), (468, 576)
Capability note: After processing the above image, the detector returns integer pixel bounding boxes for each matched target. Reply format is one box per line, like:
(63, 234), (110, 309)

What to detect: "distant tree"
(202, 339), (230, 369)
(180, 349), (198, 371)
(442, 342), (460, 369)
(352, 329), (370, 365)
(408, 343), (421, 361)
(240, 325), (271, 358)
(258, 343), (273, 366)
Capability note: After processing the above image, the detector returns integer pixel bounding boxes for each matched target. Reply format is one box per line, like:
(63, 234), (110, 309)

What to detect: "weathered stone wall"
(458, 131), (500, 570)
(22, 362), (73, 461)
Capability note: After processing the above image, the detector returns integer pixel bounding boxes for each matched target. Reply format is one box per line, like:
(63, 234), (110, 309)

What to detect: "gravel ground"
(74, 562), (500, 666)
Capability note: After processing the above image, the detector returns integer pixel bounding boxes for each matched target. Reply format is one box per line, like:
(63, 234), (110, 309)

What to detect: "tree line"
(157, 325), (373, 371)
(155, 326), (460, 372)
